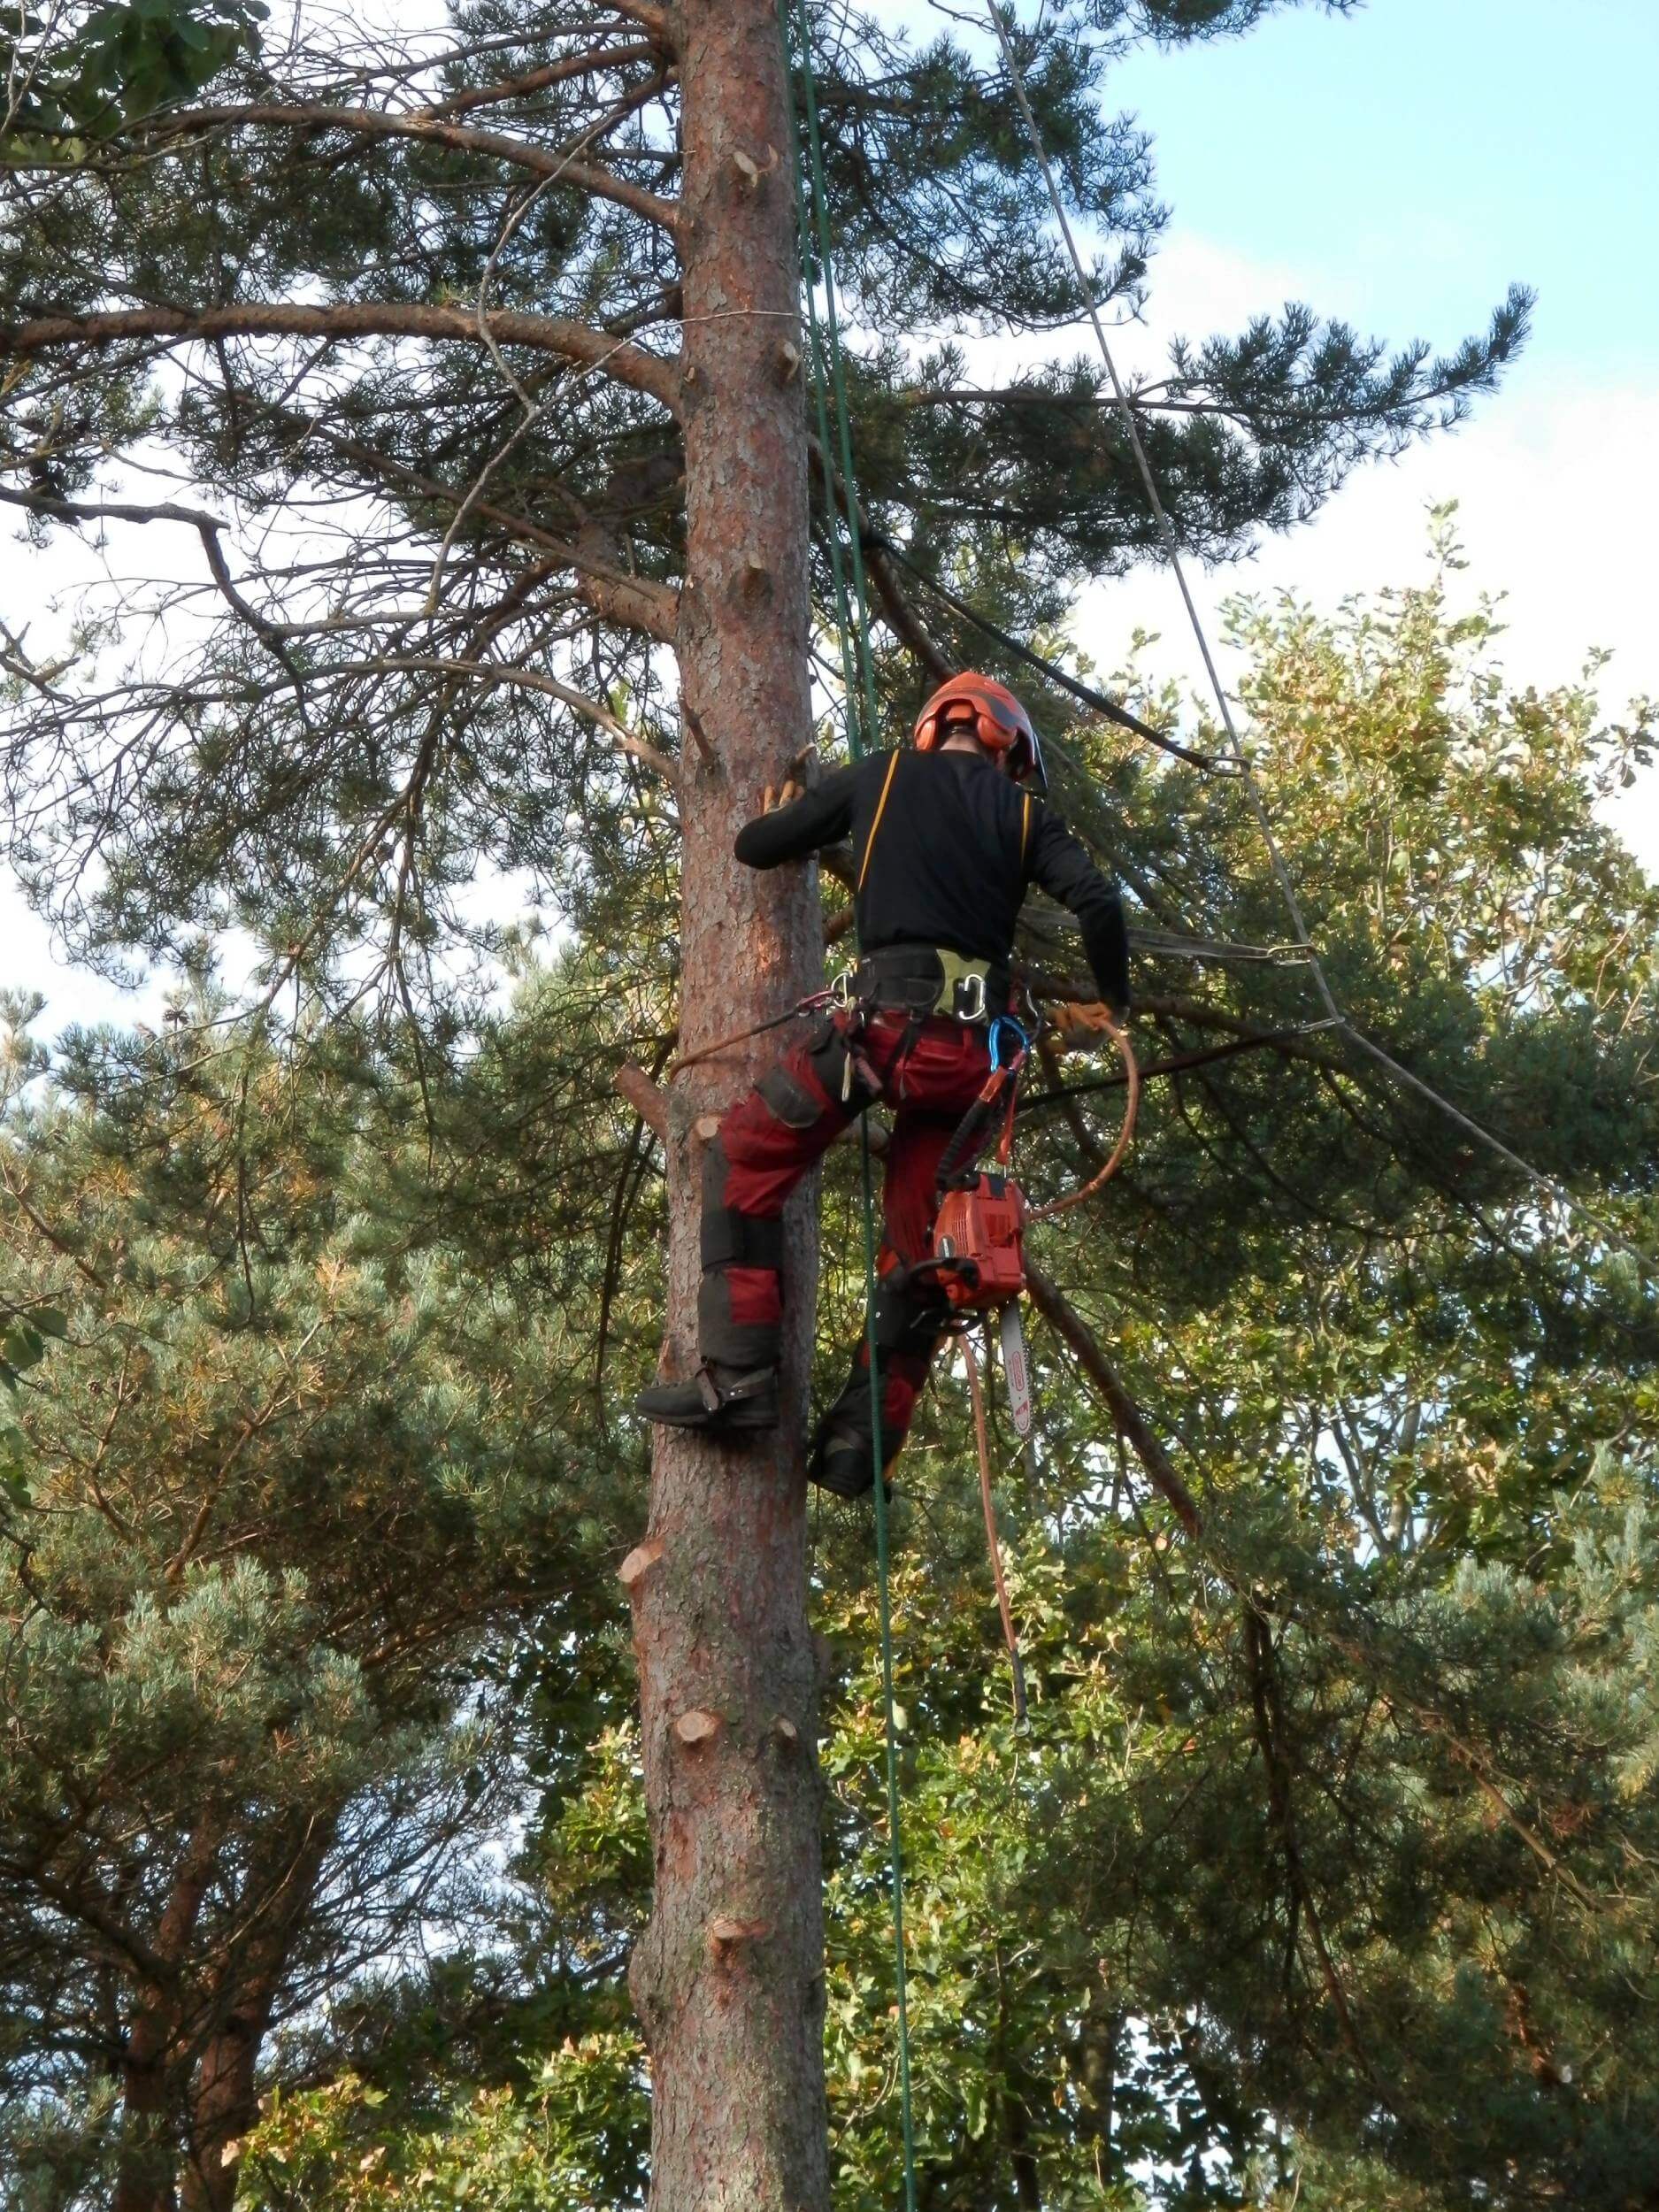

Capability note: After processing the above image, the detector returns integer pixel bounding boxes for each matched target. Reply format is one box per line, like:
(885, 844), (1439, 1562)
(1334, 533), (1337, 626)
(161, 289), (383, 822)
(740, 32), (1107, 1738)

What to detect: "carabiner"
(988, 1014), (1030, 1073)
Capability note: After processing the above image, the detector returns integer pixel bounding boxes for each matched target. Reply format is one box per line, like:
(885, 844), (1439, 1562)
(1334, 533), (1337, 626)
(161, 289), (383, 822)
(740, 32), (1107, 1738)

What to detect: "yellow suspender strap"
(1019, 791), (1032, 869)
(857, 751), (902, 893)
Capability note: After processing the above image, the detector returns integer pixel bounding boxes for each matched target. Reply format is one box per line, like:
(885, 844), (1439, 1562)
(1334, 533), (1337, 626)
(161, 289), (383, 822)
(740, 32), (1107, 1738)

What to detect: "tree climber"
(638, 673), (1133, 1499)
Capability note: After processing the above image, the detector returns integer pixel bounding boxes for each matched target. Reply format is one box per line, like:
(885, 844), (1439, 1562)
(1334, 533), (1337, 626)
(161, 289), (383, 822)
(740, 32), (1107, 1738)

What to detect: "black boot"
(635, 1361), (780, 1433)
(808, 1271), (949, 1498)
(808, 1410), (885, 1499)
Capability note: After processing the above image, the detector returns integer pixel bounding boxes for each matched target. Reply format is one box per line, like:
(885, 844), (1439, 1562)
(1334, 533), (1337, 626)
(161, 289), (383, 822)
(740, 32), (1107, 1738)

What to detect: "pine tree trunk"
(625, 3), (829, 2206)
(180, 1818), (332, 2212)
(112, 1824), (221, 2212)
(180, 2016), (264, 2212)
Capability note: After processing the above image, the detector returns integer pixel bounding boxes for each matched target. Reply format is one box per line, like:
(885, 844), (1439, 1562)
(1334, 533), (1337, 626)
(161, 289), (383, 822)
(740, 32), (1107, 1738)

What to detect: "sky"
(1077, 0), (1659, 760)
(4, 0), (1655, 1035)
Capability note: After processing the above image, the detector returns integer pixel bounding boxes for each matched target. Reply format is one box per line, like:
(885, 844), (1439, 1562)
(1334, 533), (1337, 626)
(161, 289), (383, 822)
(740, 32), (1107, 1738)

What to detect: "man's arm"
(733, 759), (860, 869)
(1028, 811), (1132, 1016)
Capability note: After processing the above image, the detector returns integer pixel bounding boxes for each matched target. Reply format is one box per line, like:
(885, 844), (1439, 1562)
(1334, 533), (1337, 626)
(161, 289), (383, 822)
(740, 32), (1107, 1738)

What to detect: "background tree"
(0, 999), (628, 2211)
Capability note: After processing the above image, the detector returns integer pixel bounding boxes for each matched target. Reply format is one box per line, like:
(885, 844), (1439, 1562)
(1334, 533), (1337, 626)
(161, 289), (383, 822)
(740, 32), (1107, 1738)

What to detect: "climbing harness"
(832, 944), (1020, 1025)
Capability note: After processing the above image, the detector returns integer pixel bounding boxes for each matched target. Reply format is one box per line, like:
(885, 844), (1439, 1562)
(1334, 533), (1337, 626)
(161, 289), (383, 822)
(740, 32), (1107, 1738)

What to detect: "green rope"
(778, 2), (864, 752)
(788, 0), (882, 753)
(780, 6), (920, 2205)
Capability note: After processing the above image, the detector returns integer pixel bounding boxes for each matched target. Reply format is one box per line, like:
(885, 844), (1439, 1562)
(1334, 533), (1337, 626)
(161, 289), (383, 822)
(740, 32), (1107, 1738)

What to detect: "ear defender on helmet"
(912, 671), (1046, 789)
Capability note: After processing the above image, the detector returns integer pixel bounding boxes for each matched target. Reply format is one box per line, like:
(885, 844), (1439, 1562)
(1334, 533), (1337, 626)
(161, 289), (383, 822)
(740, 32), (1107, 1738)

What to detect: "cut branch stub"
(618, 1538), (665, 1592)
(673, 1709), (722, 1747)
(708, 1915), (772, 1955)
(681, 700), (719, 771)
(772, 1715), (800, 1748)
(616, 1064), (670, 1141)
(730, 143), (779, 190)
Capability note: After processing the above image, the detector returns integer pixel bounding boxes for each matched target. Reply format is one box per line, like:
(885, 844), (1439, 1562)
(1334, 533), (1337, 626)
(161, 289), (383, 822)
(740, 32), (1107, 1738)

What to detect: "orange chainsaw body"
(930, 1173), (1028, 1310)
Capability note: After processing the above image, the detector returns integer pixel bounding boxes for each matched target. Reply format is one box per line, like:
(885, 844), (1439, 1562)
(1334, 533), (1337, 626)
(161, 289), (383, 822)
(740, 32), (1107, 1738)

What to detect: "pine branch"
(1242, 1601), (1372, 2072)
(429, 39), (660, 118)
(307, 427), (681, 642)
(0, 303), (681, 415)
(129, 101), (680, 233)
(1023, 1264), (1202, 1537)
(598, 0), (675, 44)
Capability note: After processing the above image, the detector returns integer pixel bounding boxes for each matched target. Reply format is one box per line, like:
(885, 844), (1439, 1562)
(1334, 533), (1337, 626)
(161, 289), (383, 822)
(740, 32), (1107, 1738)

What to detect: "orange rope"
(1026, 1011), (1140, 1224)
(857, 749), (902, 892)
(964, 1336), (1028, 1725)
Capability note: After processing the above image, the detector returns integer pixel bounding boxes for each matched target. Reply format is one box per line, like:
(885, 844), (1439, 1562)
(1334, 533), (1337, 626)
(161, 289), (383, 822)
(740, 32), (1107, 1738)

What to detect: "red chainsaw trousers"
(697, 1010), (992, 1454)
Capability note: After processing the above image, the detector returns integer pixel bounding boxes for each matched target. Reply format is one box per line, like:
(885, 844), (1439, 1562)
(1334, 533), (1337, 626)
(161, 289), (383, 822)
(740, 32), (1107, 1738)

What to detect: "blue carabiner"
(988, 1014), (1030, 1073)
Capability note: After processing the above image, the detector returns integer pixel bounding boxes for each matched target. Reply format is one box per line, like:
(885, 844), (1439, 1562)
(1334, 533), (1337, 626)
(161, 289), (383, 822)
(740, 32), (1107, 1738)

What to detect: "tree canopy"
(0, 0), (1526, 1002)
(4, 547), (1656, 2207)
(2, 0), (1653, 2204)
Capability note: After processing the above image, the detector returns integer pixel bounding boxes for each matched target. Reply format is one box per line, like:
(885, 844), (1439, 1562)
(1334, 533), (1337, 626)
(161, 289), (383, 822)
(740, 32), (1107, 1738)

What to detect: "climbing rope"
(964, 1339), (1029, 1724)
(870, 531), (1226, 772)
(776, 6), (1648, 2187)
(758, 22), (1650, 2191)
(780, 5), (920, 2201)
(1027, 1010), (1140, 1224)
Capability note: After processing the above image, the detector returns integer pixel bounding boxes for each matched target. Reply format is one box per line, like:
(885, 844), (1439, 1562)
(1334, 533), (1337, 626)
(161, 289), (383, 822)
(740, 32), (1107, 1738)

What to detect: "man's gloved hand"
(1048, 999), (1128, 1050)
(758, 746), (814, 818)
(757, 777), (803, 816)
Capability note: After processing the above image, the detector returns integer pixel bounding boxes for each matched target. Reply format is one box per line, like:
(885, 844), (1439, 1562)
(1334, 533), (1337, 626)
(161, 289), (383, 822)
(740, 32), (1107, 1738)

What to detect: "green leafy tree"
(0, 999), (635, 2212)
(1, 0), (268, 154)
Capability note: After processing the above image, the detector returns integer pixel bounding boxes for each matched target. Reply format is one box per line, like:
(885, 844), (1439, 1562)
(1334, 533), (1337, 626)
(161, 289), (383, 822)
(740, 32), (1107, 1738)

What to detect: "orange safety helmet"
(912, 671), (1046, 788)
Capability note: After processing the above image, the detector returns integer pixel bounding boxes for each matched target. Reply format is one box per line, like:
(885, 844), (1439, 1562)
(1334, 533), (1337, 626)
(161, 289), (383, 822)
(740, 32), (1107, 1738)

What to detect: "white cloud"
(0, 898), (148, 1037)
(1060, 231), (1659, 869)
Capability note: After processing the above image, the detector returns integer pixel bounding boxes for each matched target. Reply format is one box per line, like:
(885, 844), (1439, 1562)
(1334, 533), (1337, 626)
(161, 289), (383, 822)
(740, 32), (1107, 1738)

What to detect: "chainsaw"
(928, 1170), (1034, 1438)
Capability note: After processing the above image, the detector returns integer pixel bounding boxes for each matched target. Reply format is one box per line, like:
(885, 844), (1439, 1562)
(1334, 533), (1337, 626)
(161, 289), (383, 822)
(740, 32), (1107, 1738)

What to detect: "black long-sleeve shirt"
(733, 747), (1131, 1013)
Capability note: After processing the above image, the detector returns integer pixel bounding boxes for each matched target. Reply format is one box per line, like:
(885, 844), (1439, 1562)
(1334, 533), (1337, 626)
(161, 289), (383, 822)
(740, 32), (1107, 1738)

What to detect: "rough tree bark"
(624, 3), (830, 2208)
(180, 1818), (334, 2212)
(112, 1823), (223, 2212)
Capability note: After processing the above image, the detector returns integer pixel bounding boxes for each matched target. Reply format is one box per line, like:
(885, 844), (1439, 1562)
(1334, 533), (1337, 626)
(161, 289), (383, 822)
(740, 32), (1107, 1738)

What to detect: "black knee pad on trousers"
(698, 1136), (785, 1271)
(803, 1015), (880, 1113)
(757, 1061), (826, 1130)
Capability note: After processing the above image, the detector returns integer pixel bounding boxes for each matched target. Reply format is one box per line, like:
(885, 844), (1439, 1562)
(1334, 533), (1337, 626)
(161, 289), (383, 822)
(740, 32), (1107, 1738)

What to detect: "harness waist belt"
(849, 943), (1013, 1023)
